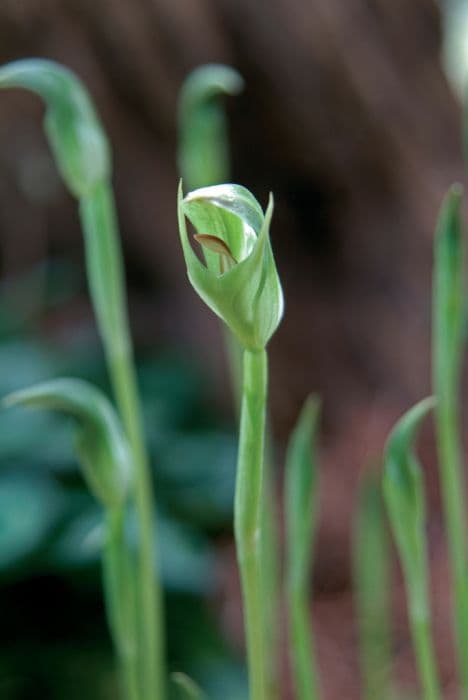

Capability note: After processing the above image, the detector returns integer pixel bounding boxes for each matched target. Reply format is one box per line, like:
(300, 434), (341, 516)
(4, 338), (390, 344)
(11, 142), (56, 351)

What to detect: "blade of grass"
(353, 469), (393, 700)
(383, 397), (441, 700)
(432, 184), (468, 699)
(285, 395), (321, 700)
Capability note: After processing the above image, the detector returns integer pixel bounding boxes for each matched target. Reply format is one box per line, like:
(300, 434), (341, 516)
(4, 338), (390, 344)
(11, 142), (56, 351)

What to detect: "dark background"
(0, 1), (464, 698)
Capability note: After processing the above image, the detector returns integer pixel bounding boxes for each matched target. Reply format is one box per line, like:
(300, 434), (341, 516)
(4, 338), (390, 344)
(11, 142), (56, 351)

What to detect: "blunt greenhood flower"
(177, 182), (284, 351)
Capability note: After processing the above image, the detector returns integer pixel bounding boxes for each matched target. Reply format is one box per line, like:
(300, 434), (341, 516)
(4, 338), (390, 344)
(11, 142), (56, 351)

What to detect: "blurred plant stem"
(432, 185), (468, 699)
(80, 182), (164, 700)
(353, 471), (393, 700)
(103, 508), (139, 700)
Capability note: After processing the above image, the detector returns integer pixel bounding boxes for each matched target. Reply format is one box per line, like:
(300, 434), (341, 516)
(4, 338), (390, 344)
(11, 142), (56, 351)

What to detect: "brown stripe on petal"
(194, 233), (237, 265)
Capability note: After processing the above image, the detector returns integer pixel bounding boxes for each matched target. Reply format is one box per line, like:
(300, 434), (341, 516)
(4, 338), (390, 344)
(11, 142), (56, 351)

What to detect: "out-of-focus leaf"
(4, 378), (131, 509)
(285, 395), (320, 589)
(171, 672), (207, 699)
(382, 397), (435, 568)
(0, 472), (63, 570)
(155, 431), (237, 528)
(47, 506), (103, 569)
(157, 517), (214, 594)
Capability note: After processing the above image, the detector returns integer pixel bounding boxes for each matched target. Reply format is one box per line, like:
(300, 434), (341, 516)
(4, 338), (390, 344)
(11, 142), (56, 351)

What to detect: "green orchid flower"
(177, 182), (284, 351)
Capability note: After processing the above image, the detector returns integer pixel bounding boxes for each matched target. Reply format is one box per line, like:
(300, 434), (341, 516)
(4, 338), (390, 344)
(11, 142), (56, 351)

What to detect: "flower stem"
(407, 572), (441, 700)
(234, 348), (268, 700)
(80, 182), (165, 700)
(103, 508), (139, 700)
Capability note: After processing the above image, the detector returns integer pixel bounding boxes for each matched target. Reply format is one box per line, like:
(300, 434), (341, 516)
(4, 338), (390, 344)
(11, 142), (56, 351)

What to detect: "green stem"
(435, 396), (468, 697)
(80, 182), (165, 700)
(260, 461), (279, 700)
(103, 508), (139, 700)
(234, 349), (268, 700)
(224, 327), (279, 699)
(287, 583), (319, 700)
(407, 578), (441, 700)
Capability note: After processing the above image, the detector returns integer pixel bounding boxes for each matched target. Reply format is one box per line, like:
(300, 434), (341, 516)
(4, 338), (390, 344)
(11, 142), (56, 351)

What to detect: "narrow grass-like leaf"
(353, 470), (393, 700)
(4, 378), (131, 509)
(178, 64), (244, 189)
(171, 672), (207, 700)
(432, 184), (468, 697)
(285, 395), (320, 700)
(383, 398), (441, 700)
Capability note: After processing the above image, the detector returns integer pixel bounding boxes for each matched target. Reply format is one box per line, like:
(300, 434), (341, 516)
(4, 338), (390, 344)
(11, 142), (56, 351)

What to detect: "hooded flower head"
(178, 182), (283, 351)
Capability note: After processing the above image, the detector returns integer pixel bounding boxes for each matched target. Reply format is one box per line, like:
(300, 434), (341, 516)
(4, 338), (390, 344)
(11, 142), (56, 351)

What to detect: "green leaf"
(433, 184), (464, 398)
(4, 378), (131, 509)
(382, 397), (435, 574)
(284, 395), (321, 700)
(0, 59), (110, 198)
(178, 64), (244, 190)
(0, 472), (63, 570)
(171, 672), (207, 700)
(178, 182), (283, 350)
(353, 470), (393, 700)
(285, 395), (320, 590)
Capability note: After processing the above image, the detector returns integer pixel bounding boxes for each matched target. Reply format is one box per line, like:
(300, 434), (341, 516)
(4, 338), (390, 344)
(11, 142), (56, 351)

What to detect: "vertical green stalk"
(234, 349), (268, 700)
(383, 398), (441, 700)
(353, 471), (393, 700)
(432, 184), (468, 698)
(406, 546), (440, 700)
(285, 396), (320, 700)
(80, 182), (164, 700)
(178, 65), (279, 698)
(103, 508), (139, 700)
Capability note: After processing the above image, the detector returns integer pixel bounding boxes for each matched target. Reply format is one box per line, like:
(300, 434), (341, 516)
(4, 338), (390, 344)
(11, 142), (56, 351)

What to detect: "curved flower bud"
(177, 63), (244, 189)
(0, 59), (110, 198)
(178, 182), (284, 350)
(4, 378), (131, 509)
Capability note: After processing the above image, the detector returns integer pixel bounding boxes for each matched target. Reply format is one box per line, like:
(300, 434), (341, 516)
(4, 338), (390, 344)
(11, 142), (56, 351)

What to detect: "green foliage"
(178, 183), (283, 350)
(178, 64), (244, 189)
(285, 396), (320, 700)
(432, 183), (468, 696)
(0, 59), (110, 198)
(353, 470), (392, 700)
(4, 378), (131, 509)
(285, 396), (320, 591)
(383, 398), (441, 700)
(171, 672), (207, 700)
(433, 184), (464, 398)
(382, 398), (434, 569)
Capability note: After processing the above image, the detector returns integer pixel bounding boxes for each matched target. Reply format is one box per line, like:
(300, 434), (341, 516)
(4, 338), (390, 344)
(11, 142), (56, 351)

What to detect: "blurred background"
(0, 0), (466, 698)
